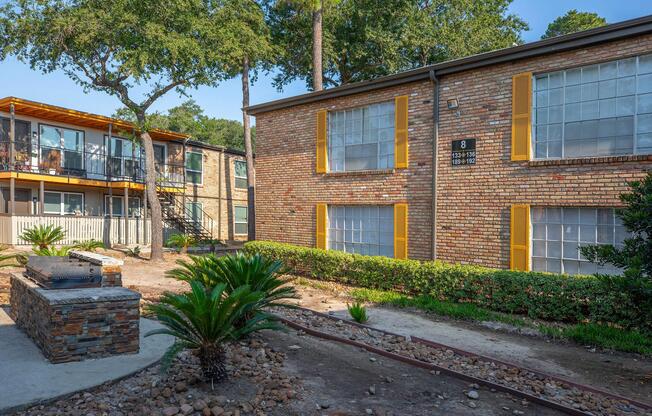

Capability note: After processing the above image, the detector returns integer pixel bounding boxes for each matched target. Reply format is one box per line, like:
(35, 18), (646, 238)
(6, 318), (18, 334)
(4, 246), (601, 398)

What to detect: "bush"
(72, 239), (105, 252)
(243, 241), (645, 330)
(166, 233), (196, 254)
(20, 224), (65, 249)
(167, 253), (298, 325)
(146, 281), (279, 383)
(347, 302), (369, 323)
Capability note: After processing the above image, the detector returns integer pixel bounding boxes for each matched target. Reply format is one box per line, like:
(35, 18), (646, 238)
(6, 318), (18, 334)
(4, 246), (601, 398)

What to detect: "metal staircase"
(146, 166), (215, 242)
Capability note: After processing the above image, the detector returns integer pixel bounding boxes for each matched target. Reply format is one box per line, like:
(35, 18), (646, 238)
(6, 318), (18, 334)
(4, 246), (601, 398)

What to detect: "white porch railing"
(0, 215), (179, 246)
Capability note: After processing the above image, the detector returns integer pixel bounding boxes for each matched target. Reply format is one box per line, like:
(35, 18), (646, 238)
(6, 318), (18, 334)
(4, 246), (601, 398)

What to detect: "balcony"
(0, 140), (185, 187)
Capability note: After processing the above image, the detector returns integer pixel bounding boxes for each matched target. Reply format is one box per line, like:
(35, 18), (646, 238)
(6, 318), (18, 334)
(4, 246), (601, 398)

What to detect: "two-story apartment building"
(247, 16), (652, 274)
(0, 97), (249, 245)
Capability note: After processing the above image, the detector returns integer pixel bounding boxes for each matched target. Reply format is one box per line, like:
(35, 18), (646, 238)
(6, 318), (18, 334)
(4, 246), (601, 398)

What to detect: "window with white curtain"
(531, 207), (630, 275)
(327, 205), (394, 257)
(533, 54), (652, 159)
(328, 102), (395, 172)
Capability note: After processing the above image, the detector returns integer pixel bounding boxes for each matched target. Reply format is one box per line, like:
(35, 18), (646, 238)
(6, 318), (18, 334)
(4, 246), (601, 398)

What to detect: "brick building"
(0, 97), (248, 245)
(247, 16), (652, 274)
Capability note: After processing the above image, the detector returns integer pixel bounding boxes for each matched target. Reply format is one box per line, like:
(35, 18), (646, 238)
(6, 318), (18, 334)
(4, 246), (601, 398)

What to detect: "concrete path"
(0, 308), (174, 414)
(295, 284), (652, 403)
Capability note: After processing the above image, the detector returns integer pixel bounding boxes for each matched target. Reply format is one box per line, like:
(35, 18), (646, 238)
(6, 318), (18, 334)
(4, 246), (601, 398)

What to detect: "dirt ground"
(266, 329), (563, 416)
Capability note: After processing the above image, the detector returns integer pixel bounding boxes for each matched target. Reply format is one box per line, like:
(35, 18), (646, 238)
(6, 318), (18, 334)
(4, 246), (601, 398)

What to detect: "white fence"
(0, 215), (179, 246)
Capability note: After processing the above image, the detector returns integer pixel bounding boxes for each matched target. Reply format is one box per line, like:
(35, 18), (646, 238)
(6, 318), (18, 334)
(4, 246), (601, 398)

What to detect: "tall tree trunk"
(312, 0), (323, 91)
(137, 112), (164, 261)
(242, 57), (256, 241)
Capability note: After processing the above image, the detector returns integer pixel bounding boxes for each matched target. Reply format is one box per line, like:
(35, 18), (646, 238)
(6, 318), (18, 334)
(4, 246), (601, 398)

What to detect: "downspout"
(429, 69), (439, 261)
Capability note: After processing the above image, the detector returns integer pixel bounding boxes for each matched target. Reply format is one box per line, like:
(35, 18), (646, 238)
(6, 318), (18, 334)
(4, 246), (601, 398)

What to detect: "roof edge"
(246, 14), (652, 115)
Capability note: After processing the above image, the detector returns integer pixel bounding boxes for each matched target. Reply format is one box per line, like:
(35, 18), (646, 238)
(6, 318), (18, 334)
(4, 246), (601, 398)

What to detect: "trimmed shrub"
(243, 241), (643, 329)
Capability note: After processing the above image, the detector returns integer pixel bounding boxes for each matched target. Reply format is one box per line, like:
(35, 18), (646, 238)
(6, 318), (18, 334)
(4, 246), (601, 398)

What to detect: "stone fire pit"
(9, 251), (140, 364)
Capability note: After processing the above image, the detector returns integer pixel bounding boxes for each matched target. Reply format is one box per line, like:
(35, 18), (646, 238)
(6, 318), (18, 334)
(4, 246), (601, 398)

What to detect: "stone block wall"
(10, 273), (140, 363)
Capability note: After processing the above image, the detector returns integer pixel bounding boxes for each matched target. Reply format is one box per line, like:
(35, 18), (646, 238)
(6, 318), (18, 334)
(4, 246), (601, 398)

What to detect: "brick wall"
(255, 83), (435, 260)
(253, 33), (652, 265)
(184, 145), (248, 241)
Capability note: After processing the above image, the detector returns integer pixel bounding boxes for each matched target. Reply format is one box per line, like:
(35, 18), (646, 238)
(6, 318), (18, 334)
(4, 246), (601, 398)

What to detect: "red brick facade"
(253, 33), (652, 267)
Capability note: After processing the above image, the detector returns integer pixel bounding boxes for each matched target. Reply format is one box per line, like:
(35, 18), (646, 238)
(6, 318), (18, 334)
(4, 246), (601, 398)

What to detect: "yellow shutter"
(394, 203), (408, 259)
(394, 96), (409, 168)
(316, 203), (327, 249)
(510, 204), (530, 271)
(316, 110), (328, 173)
(511, 73), (532, 161)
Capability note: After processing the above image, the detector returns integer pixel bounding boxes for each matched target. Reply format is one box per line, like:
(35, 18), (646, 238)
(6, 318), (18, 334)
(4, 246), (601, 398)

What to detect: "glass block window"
(327, 205), (394, 257)
(531, 207), (629, 275)
(234, 160), (247, 189)
(185, 151), (203, 184)
(235, 205), (248, 235)
(533, 54), (652, 159)
(328, 102), (395, 171)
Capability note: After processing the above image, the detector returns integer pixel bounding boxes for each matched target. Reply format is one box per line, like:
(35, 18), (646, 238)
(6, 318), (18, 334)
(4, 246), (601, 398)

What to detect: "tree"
(1, 0), (228, 260)
(581, 173), (652, 329)
(267, 0), (527, 89)
(214, 0), (276, 241)
(541, 10), (607, 39)
(114, 100), (254, 151)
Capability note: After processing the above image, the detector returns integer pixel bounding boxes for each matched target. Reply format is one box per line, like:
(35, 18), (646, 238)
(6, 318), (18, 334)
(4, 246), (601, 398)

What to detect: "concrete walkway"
(0, 308), (174, 414)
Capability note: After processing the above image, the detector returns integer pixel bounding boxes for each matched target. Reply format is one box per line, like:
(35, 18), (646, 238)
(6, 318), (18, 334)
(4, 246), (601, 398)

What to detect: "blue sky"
(1, 0), (651, 122)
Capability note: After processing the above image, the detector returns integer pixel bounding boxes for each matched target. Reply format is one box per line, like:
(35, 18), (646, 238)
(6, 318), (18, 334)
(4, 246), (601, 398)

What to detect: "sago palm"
(20, 224), (66, 249)
(167, 253), (298, 316)
(146, 281), (279, 383)
(72, 239), (105, 252)
(166, 233), (196, 254)
(33, 246), (72, 256)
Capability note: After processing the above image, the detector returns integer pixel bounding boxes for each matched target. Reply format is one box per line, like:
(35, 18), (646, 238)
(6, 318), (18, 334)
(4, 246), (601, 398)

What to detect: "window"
(43, 191), (84, 215)
(104, 195), (141, 217)
(327, 205), (394, 257)
(235, 160), (247, 189)
(234, 205), (248, 235)
(328, 101), (395, 172)
(39, 125), (84, 171)
(533, 54), (652, 159)
(531, 207), (630, 275)
(106, 136), (142, 179)
(185, 201), (203, 229)
(185, 151), (203, 184)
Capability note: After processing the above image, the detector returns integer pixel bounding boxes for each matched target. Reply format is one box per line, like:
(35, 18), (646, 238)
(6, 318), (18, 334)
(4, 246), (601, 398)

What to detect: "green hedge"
(243, 241), (645, 329)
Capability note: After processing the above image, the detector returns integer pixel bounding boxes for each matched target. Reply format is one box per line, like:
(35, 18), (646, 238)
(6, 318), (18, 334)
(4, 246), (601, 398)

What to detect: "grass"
(305, 283), (652, 356)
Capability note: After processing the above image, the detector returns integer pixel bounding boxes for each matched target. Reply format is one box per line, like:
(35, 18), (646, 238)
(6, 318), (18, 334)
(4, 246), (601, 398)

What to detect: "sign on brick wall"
(451, 139), (476, 166)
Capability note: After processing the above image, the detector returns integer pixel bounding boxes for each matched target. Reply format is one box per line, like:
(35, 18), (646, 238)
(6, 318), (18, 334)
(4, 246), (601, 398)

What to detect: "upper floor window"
(328, 101), (395, 172)
(40, 124), (85, 171)
(234, 160), (247, 189)
(533, 54), (652, 159)
(185, 151), (203, 184)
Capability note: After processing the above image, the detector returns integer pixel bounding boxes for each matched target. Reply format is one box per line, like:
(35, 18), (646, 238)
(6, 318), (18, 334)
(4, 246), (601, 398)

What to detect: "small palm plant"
(20, 224), (65, 249)
(167, 253), (298, 325)
(72, 239), (105, 252)
(126, 246), (142, 258)
(348, 302), (369, 323)
(0, 245), (22, 268)
(33, 246), (72, 256)
(146, 281), (279, 384)
(166, 233), (196, 254)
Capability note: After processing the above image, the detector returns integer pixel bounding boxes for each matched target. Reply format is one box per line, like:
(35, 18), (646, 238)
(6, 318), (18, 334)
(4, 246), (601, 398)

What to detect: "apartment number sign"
(451, 139), (476, 166)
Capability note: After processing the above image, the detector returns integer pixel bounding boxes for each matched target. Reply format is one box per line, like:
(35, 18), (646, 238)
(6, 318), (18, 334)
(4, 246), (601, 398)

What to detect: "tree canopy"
(541, 9), (607, 39)
(114, 100), (253, 151)
(266, 0), (528, 89)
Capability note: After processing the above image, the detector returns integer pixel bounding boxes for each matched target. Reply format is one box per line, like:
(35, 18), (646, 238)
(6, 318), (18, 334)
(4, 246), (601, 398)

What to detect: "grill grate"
(25, 256), (102, 289)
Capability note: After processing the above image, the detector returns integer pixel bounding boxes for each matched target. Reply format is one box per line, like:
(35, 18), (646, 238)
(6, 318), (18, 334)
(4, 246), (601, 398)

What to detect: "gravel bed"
(14, 335), (302, 416)
(276, 308), (651, 416)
